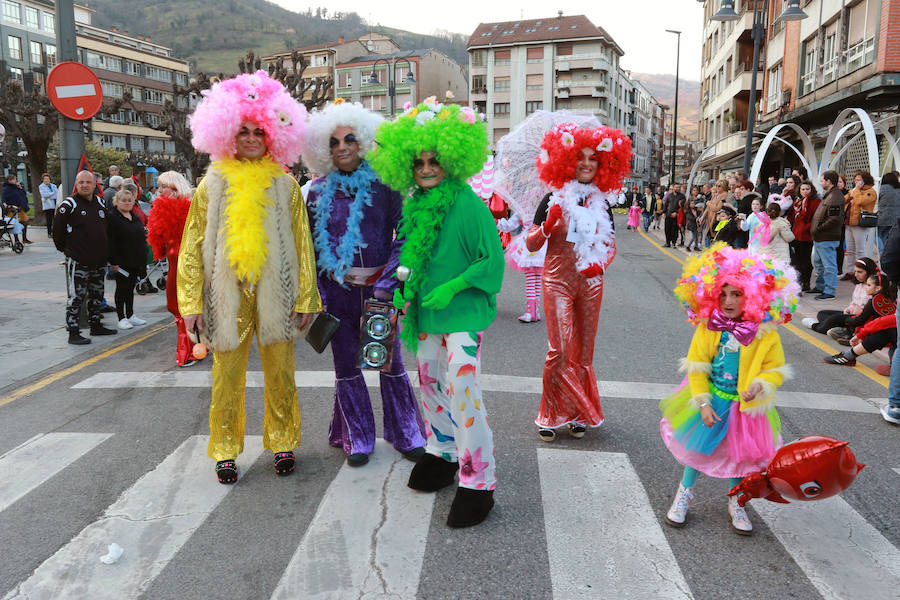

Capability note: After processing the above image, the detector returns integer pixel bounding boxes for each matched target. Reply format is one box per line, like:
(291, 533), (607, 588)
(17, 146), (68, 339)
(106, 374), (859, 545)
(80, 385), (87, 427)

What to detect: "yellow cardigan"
(680, 324), (791, 414)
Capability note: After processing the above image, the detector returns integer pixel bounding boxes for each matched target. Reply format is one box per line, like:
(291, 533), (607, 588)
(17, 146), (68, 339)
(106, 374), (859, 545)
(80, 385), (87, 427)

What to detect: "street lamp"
(710, 0), (807, 177)
(368, 58), (415, 118)
(665, 30), (680, 185)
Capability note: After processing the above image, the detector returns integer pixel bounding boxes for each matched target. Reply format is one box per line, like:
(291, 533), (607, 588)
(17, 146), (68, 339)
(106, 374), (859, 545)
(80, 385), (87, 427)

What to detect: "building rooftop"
(467, 14), (623, 55)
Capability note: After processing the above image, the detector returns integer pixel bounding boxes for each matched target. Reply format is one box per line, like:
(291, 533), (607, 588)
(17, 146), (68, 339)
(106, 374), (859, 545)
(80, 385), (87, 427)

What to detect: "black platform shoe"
(273, 451), (295, 475)
(401, 446), (426, 461)
(446, 487), (494, 528)
(408, 453), (459, 491)
(215, 460), (238, 484)
(90, 323), (117, 336)
(347, 453), (370, 467)
(68, 328), (90, 345)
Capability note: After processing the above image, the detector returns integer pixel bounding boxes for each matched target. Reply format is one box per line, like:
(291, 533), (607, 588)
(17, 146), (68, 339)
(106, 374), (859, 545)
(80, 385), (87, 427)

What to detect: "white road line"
(4, 435), (263, 600)
(270, 439), (433, 600)
(537, 448), (693, 599)
(753, 497), (900, 600)
(0, 433), (112, 513)
(72, 371), (882, 414)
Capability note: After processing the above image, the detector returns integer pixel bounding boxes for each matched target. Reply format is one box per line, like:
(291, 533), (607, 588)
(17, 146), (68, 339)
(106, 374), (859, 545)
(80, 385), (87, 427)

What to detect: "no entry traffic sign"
(47, 62), (103, 121)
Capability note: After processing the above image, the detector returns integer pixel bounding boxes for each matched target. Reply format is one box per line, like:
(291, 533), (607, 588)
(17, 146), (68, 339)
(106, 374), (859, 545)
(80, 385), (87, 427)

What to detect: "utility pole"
(56, 0), (85, 194)
(665, 30), (681, 185)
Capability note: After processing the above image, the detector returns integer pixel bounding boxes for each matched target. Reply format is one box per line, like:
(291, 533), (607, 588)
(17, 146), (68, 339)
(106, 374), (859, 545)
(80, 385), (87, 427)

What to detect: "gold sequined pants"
(208, 287), (300, 461)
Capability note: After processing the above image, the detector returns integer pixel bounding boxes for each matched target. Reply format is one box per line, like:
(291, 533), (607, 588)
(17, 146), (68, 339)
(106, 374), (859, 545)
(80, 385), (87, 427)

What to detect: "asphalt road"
(1, 213), (898, 600)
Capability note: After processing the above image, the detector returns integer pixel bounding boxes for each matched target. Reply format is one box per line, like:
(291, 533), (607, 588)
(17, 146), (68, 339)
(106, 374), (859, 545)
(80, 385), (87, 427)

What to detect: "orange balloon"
(192, 343), (208, 360)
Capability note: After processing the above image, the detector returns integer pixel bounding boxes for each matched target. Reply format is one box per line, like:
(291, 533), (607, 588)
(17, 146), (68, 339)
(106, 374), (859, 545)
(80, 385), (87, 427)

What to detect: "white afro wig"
(302, 101), (383, 175)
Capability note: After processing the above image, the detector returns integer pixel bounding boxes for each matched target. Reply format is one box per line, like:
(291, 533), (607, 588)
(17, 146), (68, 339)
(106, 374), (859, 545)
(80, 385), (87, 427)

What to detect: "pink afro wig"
(189, 70), (308, 166)
(536, 123), (632, 192)
(675, 243), (800, 325)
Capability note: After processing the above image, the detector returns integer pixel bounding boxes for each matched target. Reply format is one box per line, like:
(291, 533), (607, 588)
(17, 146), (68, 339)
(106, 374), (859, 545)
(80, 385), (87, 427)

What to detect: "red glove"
(580, 263), (603, 278)
(544, 204), (563, 230)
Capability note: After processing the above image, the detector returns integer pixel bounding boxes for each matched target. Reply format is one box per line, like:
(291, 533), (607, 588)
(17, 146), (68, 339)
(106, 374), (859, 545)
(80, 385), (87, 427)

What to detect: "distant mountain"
(632, 73), (700, 141)
(80, 0), (469, 74)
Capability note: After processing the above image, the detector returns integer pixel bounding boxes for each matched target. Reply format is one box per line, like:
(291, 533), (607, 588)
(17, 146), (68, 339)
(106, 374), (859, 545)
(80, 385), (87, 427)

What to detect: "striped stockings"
(519, 266), (543, 323)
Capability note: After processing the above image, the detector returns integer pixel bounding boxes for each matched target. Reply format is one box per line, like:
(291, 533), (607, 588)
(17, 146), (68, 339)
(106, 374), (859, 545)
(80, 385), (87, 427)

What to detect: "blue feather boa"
(310, 161), (377, 285)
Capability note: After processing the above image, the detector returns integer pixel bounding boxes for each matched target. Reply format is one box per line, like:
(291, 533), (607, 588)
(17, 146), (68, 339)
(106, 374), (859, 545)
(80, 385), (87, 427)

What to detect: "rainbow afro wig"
(189, 70), (308, 166)
(302, 99), (383, 175)
(536, 123), (632, 192)
(675, 243), (800, 325)
(368, 97), (489, 191)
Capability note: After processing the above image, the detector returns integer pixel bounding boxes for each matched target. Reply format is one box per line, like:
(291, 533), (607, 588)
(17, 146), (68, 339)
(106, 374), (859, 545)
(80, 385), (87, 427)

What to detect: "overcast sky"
(271, 1), (705, 81)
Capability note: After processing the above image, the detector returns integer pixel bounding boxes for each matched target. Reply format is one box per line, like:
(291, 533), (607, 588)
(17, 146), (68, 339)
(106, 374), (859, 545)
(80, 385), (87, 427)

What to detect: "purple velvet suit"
(306, 175), (425, 457)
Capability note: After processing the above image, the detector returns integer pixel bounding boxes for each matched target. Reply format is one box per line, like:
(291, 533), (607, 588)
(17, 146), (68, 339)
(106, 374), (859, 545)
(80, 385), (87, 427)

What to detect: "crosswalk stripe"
(753, 497), (900, 600)
(72, 371), (882, 414)
(3, 435), (263, 600)
(270, 439), (433, 599)
(537, 448), (693, 599)
(0, 433), (112, 513)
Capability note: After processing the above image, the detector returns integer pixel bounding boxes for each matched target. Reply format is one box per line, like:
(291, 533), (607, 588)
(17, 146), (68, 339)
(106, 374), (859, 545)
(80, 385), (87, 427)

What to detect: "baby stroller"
(136, 242), (168, 294)
(0, 206), (24, 254)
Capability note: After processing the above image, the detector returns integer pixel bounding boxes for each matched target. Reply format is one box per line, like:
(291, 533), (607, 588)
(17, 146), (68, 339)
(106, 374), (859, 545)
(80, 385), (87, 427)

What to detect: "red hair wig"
(536, 124), (632, 192)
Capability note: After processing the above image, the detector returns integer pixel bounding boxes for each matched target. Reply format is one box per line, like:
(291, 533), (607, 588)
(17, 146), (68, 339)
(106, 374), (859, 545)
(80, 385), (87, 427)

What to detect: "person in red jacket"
(790, 182), (820, 292)
(147, 172), (198, 366)
(825, 272), (897, 366)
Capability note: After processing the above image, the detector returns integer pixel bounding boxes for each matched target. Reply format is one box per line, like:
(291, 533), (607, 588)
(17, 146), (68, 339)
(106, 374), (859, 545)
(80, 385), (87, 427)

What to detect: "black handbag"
(858, 210), (878, 228)
(305, 312), (341, 353)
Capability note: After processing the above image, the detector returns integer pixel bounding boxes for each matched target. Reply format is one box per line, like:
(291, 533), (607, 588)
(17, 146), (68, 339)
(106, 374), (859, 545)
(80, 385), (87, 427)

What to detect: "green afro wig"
(369, 101), (489, 191)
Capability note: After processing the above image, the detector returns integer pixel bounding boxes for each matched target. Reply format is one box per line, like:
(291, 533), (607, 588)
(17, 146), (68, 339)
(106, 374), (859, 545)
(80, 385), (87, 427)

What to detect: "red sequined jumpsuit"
(525, 201), (616, 428)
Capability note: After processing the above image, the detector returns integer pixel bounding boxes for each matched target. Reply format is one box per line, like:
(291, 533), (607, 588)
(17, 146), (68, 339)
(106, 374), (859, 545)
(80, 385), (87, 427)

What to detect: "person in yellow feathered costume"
(177, 71), (321, 484)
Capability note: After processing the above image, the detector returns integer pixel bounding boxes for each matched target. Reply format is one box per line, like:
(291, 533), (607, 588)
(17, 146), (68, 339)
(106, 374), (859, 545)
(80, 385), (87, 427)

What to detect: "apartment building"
(697, 0), (766, 176)
(757, 0), (900, 177)
(629, 78), (658, 189)
(467, 14), (629, 144)
(263, 33), (400, 103)
(0, 0), (57, 93)
(335, 48), (467, 115)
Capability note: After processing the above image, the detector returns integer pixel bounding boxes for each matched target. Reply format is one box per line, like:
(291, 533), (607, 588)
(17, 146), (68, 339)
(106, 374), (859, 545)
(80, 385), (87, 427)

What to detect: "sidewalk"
(641, 223), (891, 369)
(0, 228), (170, 391)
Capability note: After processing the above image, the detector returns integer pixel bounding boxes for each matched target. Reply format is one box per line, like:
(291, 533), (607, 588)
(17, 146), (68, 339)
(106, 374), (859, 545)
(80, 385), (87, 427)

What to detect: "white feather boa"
(548, 180), (615, 271)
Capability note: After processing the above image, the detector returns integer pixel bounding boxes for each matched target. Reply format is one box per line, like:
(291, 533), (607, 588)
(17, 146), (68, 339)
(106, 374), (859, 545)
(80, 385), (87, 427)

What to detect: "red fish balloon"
(728, 436), (864, 507)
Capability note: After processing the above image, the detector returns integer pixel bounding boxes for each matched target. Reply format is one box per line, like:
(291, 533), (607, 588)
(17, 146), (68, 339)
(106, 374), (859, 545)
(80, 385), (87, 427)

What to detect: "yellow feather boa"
(214, 157), (285, 284)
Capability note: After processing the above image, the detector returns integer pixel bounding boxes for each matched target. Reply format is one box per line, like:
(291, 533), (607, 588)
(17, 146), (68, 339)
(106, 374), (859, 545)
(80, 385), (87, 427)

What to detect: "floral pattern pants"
(416, 331), (496, 491)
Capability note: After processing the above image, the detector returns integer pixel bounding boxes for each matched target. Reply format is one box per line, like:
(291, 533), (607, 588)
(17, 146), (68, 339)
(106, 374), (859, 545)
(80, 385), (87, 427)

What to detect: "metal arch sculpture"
(820, 108), (881, 186)
(749, 123), (818, 186)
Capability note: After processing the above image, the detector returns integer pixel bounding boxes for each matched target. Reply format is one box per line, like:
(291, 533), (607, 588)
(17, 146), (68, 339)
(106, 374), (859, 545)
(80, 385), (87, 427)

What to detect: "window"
(97, 134), (127, 150)
(493, 102), (510, 115)
(471, 74), (486, 93)
(525, 28), (537, 33)
(107, 110), (126, 124)
(125, 61), (141, 76)
(547, 26), (560, 31)
(145, 66), (172, 83)
(494, 50), (510, 66)
(339, 72), (352, 88)
(557, 45), (573, 56)
(526, 47), (543, 63)
(766, 64), (783, 111)
(24, 5), (37, 28)
(45, 44), (56, 67)
(147, 138), (165, 152)
(2, 1), (19, 23)
(526, 74), (543, 90)
(471, 50), (486, 67)
(130, 137), (144, 152)
(175, 72), (188, 86)
(8, 66), (22, 80)
(164, 141), (175, 153)
(822, 33), (837, 84)
(101, 81), (124, 98)
(494, 76), (510, 91)
(526, 101), (542, 114)
(147, 114), (161, 128)
(799, 39), (816, 96)
(85, 52), (121, 72)
(29, 40), (41, 64)
(144, 89), (166, 105)
(501, 30), (514, 35)
(41, 11), (53, 32)
(7, 35), (21, 60)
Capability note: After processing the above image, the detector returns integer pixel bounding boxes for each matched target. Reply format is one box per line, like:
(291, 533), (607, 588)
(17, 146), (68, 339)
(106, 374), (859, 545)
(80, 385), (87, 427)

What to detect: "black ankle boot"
(90, 323), (117, 336)
(446, 487), (494, 528)
(68, 328), (91, 345)
(408, 453), (458, 491)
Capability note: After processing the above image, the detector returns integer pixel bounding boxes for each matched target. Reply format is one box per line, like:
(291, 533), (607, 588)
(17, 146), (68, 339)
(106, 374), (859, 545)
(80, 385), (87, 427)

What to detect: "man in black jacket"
(53, 171), (117, 344)
(662, 184), (684, 247)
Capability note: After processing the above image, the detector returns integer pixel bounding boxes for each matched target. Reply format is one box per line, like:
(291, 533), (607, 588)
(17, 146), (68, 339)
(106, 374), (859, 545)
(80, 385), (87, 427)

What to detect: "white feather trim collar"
(549, 181), (615, 271)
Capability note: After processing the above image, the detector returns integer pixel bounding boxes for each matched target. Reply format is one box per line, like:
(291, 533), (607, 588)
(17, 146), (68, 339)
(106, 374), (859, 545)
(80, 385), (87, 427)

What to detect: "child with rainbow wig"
(660, 243), (799, 535)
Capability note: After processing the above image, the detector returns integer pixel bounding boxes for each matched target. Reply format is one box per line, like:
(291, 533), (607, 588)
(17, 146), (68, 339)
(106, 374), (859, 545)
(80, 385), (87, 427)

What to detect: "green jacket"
(414, 184), (504, 334)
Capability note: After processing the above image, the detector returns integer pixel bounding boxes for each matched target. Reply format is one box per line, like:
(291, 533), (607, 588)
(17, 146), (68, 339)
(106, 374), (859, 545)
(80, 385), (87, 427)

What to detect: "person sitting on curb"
(825, 272), (897, 366)
(801, 258), (877, 336)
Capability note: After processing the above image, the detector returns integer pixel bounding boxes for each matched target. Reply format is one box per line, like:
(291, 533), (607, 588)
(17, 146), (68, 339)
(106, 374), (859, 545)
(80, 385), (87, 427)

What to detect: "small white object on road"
(99, 543), (123, 564)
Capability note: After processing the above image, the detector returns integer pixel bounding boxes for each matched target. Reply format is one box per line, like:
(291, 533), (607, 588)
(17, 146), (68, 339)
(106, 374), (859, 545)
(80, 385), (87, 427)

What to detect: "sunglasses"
(329, 133), (358, 148)
(413, 156), (441, 170)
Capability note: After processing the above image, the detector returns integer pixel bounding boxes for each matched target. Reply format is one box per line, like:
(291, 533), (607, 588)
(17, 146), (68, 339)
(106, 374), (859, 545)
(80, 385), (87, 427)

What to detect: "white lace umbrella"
(494, 110), (602, 223)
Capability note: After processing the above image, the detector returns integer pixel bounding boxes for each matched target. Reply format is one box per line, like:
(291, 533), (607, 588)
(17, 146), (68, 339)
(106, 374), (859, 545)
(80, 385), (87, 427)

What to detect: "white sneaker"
(665, 484), (693, 527)
(728, 496), (753, 535)
(128, 315), (147, 326)
(802, 317), (817, 330)
(118, 318), (133, 330)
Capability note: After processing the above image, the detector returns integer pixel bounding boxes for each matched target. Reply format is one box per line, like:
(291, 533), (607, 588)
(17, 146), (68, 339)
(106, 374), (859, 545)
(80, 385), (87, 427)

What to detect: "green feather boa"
(397, 178), (462, 353)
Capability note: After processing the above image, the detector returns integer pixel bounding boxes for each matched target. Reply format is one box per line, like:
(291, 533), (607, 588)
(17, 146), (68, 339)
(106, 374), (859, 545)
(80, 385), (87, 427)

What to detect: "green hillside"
(80, 0), (468, 74)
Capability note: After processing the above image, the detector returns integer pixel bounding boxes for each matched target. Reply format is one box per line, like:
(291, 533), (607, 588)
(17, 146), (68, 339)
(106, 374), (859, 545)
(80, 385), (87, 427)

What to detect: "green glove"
(393, 288), (407, 311)
(421, 277), (469, 310)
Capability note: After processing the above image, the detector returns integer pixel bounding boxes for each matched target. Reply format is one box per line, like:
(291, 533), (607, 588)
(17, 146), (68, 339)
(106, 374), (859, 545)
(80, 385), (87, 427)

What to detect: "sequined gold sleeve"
(291, 181), (323, 313)
(177, 180), (208, 316)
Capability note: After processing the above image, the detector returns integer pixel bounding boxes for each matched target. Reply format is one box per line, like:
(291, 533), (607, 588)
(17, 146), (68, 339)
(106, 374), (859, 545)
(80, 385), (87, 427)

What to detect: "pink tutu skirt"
(505, 232), (547, 272)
